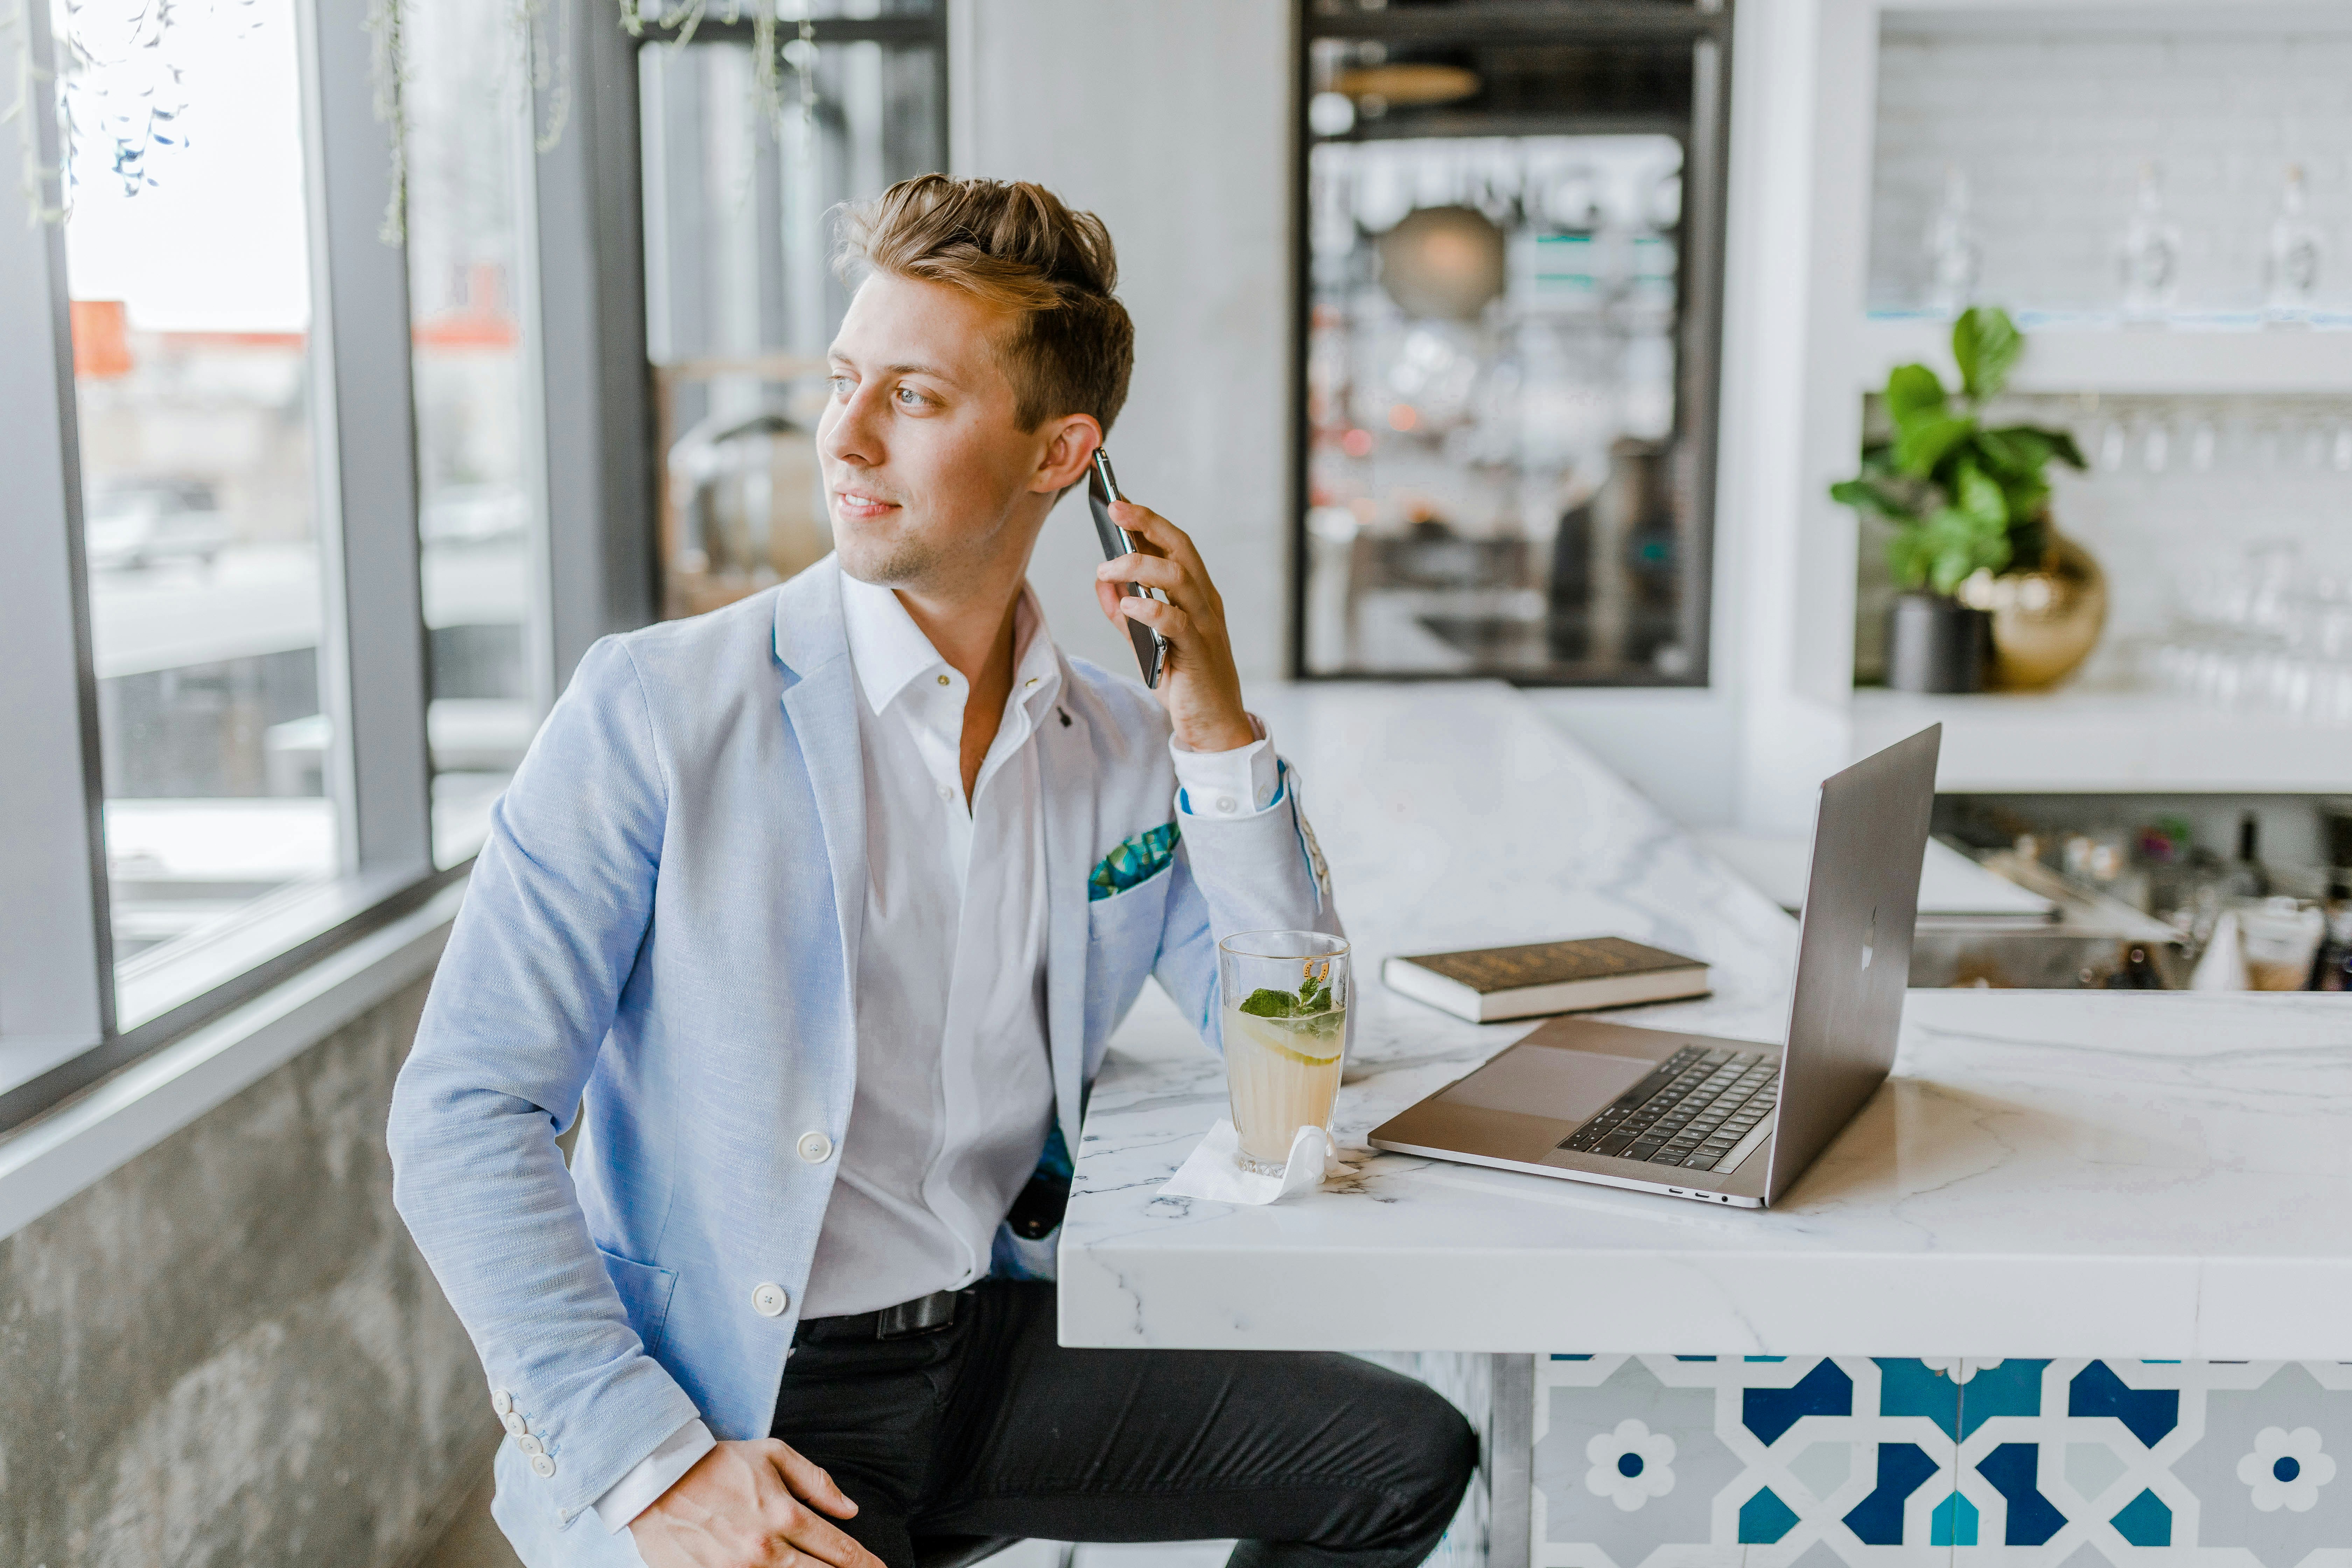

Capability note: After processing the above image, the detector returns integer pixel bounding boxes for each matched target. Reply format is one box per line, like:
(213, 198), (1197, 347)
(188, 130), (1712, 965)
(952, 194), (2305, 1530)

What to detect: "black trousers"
(770, 1281), (1479, 1568)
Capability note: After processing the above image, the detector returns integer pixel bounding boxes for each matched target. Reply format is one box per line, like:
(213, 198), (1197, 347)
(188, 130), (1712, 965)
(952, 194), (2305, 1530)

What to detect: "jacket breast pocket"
(1086, 862), (1172, 948)
(597, 1247), (680, 1360)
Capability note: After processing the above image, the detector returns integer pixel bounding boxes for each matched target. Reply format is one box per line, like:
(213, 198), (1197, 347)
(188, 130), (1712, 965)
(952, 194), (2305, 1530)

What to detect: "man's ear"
(1031, 413), (1104, 495)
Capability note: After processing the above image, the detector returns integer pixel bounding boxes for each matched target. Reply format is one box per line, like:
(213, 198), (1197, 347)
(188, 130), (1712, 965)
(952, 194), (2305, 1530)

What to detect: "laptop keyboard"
(1557, 1045), (1778, 1171)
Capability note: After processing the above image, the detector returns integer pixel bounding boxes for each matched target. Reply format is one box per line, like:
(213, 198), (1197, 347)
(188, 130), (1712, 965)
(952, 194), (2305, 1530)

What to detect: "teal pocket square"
(1088, 822), (1180, 902)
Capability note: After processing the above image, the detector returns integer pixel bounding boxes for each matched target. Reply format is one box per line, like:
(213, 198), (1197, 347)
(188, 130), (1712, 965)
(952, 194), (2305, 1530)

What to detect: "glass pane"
(639, 37), (943, 618)
(63, 0), (338, 973)
(403, 0), (547, 867)
(1301, 35), (1711, 682)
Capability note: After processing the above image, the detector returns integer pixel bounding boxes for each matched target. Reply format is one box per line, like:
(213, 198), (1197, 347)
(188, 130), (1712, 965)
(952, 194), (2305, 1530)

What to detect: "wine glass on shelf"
(2118, 162), (2182, 324)
(2264, 164), (2324, 326)
(1923, 165), (1980, 318)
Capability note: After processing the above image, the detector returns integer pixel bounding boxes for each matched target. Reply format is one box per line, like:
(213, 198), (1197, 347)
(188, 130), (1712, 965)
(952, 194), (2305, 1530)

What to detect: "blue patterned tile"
(1527, 1356), (2352, 1568)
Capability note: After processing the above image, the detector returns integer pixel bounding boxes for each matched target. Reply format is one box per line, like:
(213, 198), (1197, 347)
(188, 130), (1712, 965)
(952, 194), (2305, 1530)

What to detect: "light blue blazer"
(387, 559), (1337, 1567)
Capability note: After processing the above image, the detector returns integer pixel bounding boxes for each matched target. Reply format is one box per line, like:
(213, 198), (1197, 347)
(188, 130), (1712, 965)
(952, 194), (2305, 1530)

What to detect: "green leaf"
(1973, 427), (2049, 479)
(1910, 470), (2012, 596)
(1883, 362), (1947, 424)
(1953, 306), (2022, 401)
(1829, 477), (1921, 524)
(1893, 412), (1976, 478)
(1979, 422), (2085, 475)
(1238, 987), (1297, 1018)
(1297, 973), (1327, 1013)
(1950, 458), (2008, 531)
(1885, 528), (1933, 592)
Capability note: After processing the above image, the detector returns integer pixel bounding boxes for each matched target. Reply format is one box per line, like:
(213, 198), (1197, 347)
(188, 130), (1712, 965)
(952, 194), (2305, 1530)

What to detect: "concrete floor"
(413, 1477), (1232, 1568)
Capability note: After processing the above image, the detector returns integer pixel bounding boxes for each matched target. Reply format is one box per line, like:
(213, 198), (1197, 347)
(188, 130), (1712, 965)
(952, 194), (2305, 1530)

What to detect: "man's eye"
(895, 386), (926, 408)
(828, 376), (853, 399)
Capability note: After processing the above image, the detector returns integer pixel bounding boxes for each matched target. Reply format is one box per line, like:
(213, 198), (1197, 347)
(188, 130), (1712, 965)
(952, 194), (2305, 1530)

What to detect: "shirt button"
(936, 673), (951, 686)
(1215, 795), (1239, 815)
(530, 1453), (558, 1479)
(752, 1282), (791, 1317)
(492, 1389), (513, 1416)
(797, 1130), (834, 1163)
(503, 1410), (529, 1436)
(516, 1433), (545, 1456)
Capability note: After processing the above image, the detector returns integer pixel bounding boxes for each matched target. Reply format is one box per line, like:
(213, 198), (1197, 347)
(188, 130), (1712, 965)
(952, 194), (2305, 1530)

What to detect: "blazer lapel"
(774, 561), (867, 1039)
(1036, 675), (1093, 1157)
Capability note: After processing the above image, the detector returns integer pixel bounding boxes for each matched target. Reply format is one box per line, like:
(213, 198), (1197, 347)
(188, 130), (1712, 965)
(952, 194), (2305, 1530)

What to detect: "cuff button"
(491, 1389), (514, 1416)
(502, 1411), (529, 1436)
(516, 1434), (544, 1456)
(530, 1454), (557, 1479)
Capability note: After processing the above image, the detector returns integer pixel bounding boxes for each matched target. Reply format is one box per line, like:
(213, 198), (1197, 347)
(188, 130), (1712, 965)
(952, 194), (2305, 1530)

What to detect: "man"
(388, 175), (1475, 1568)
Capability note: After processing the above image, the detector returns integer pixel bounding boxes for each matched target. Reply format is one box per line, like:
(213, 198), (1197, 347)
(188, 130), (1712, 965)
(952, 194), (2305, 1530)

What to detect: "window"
(634, 3), (947, 618)
(0, 0), (648, 1132)
(65, 0), (338, 980)
(1295, 0), (1731, 684)
(402, 0), (552, 866)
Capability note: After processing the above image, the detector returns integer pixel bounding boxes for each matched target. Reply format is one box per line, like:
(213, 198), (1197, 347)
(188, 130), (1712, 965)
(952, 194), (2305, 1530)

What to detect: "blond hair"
(836, 174), (1135, 435)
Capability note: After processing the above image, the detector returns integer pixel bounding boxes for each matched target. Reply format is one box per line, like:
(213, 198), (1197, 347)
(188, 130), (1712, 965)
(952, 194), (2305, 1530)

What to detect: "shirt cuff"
(1171, 713), (1281, 818)
(593, 1418), (716, 1533)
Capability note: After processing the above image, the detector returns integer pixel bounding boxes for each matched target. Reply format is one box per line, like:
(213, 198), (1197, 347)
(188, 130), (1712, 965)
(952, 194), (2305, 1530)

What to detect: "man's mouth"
(833, 490), (901, 521)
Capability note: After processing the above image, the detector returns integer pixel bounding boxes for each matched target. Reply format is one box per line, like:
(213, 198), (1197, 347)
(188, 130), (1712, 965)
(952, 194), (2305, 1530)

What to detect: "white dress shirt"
(596, 576), (1278, 1532)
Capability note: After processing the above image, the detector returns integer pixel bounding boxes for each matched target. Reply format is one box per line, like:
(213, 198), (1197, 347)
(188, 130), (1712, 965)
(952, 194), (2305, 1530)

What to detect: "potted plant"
(1832, 307), (2100, 692)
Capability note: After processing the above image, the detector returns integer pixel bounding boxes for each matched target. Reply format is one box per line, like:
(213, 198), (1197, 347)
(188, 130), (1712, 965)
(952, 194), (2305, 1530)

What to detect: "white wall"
(952, 0), (1296, 684)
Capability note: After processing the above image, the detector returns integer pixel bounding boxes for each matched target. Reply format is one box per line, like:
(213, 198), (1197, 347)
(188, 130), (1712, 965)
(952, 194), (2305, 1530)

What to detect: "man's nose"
(820, 385), (883, 469)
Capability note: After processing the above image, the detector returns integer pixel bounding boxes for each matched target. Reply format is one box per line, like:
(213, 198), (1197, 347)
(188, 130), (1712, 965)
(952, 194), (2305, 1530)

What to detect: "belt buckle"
(875, 1289), (958, 1340)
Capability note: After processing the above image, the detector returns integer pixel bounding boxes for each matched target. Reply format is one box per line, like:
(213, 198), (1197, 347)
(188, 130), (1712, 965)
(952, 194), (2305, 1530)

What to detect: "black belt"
(797, 1288), (963, 1343)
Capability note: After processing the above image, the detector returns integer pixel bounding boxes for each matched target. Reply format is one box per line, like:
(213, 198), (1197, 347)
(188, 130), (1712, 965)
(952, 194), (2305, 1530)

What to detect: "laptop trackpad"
(1440, 1045), (1655, 1125)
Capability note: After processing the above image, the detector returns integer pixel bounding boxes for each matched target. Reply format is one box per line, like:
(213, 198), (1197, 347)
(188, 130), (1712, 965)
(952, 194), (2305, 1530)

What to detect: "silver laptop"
(1367, 725), (1940, 1209)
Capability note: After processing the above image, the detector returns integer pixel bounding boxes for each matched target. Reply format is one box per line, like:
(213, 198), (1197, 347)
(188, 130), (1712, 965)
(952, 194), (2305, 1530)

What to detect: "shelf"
(1853, 317), (2352, 397)
(1849, 686), (2352, 793)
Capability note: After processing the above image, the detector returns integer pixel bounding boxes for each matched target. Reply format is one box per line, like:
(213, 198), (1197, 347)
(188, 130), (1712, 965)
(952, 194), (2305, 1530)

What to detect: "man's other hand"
(629, 1438), (885, 1568)
(1094, 501), (1254, 753)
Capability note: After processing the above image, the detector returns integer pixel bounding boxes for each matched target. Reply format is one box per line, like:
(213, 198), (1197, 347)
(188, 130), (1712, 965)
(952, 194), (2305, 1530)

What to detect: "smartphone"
(1087, 448), (1168, 689)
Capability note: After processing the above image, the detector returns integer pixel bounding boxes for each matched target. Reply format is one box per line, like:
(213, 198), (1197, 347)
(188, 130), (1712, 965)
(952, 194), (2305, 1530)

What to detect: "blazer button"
(796, 1131), (834, 1163)
(516, 1433), (545, 1456)
(530, 1453), (557, 1479)
(502, 1410), (529, 1436)
(752, 1282), (791, 1317)
(492, 1389), (514, 1416)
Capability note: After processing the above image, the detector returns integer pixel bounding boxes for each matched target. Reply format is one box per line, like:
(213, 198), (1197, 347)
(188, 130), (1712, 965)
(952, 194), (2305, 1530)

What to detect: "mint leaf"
(1239, 987), (1297, 1018)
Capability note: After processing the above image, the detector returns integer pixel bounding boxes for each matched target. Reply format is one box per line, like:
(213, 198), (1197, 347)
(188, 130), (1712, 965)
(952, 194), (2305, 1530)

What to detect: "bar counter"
(1058, 682), (2352, 1566)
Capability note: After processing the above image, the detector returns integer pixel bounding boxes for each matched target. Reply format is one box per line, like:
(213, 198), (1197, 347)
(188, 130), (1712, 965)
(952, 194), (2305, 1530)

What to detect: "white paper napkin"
(1158, 1119), (1352, 1204)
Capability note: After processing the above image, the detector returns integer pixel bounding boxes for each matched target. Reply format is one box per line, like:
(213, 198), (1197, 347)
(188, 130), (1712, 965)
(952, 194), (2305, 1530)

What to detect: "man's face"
(819, 272), (1068, 592)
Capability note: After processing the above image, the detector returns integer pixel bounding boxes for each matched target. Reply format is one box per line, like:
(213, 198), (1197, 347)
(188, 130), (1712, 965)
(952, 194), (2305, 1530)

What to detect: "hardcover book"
(1382, 936), (1709, 1023)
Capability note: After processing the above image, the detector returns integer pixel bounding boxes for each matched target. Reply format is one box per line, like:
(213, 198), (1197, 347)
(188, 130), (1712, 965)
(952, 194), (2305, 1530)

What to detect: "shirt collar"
(840, 571), (1063, 719)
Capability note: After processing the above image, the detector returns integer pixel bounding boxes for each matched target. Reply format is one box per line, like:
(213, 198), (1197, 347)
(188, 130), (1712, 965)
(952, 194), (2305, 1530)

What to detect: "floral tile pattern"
(1529, 1357), (2352, 1568)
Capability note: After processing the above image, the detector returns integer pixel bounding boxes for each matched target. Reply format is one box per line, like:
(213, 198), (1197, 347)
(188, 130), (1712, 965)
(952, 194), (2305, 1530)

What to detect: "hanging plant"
(8, 0), (269, 224)
(366, 0), (408, 241)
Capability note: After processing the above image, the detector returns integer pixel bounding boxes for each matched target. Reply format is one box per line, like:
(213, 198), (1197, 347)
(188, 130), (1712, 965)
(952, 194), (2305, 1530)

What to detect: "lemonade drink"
(1223, 965), (1346, 1172)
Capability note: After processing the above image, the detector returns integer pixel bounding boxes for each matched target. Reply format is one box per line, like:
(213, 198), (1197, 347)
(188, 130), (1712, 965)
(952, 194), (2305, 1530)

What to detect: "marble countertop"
(1057, 682), (2352, 1360)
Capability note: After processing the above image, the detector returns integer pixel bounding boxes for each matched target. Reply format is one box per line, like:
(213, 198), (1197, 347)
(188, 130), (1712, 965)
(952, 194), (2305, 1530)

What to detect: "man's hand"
(629, 1438), (884, 1568)
(1093, 500), (1255, 753)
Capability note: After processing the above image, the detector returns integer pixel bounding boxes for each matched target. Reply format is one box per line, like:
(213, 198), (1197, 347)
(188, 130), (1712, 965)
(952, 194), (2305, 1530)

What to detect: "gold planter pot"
(1960, 530), (2108, 691)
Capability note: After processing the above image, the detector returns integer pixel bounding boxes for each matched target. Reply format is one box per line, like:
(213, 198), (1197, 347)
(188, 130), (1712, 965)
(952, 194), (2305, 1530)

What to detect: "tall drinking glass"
(1218, 931), (1351, 1176)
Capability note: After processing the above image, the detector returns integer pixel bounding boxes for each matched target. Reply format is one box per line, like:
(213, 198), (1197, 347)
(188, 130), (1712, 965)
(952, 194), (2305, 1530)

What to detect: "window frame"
(1288, 0), (1736, 688)
(0, 0), (657, 1134)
